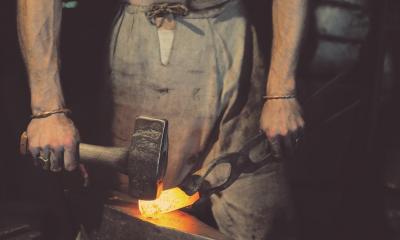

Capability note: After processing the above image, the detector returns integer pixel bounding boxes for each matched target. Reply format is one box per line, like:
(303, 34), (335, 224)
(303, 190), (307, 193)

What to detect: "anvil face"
(91, 192), (228, 240)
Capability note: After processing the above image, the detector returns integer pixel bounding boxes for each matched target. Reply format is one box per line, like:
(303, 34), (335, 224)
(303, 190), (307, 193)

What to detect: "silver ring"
(38, 155), (50, 170)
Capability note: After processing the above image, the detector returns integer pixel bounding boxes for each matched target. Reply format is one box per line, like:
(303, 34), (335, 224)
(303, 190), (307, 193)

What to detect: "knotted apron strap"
(146, 3), (189, 26)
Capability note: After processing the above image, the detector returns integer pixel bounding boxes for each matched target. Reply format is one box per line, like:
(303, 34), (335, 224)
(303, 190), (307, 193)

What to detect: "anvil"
(90, 191), (230, 240)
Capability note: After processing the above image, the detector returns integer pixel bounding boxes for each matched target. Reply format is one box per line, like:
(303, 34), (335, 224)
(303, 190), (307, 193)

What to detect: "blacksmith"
(17, 0), (307, 239)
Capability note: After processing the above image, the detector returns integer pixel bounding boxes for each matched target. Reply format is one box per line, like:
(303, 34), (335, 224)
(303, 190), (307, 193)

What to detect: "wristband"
(263, 95), (296, 100)
(31, 108), (72, 119)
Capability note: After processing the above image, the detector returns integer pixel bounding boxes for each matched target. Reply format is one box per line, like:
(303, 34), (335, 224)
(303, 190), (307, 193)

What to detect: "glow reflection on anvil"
(103, 191), (227, 239)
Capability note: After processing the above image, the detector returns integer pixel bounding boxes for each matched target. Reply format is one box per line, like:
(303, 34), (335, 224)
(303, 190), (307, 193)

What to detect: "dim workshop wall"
(306, 0), (371, 76)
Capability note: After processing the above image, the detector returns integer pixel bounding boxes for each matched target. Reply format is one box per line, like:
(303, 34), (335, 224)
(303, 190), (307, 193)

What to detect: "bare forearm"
(17, 0), (64, 114)
(267, 0), (308, 95)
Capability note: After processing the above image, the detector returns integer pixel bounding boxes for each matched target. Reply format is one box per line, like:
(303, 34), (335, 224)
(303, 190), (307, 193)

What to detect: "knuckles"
(63, 138), (77, 150)
(50, 145), (64, 153)
(28, 146), (40, 156)
(37, 137), (76, 151)
(261, 118), (304, 139)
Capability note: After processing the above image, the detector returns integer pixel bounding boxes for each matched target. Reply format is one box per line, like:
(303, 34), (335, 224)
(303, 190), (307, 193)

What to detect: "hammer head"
(128, 116), (168, 200)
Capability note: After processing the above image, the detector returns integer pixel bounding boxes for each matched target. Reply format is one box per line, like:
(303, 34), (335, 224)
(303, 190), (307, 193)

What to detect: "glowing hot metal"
(138, 187), (200, 217)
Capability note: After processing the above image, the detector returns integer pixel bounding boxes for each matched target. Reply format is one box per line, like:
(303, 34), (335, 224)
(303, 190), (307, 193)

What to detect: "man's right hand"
(27, 114), (80, 172)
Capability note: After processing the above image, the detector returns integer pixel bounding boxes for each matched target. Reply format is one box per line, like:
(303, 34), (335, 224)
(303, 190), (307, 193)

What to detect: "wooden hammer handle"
(79, 143), (129, 173)
(20, 131), (129, 173)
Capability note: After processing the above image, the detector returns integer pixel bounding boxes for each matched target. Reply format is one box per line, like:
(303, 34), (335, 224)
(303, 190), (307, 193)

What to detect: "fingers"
(29, 143), (65, 172)
(283, 134), (295, 157)
(79, 164), (90, 187)
(39, 146), (51, 170)
(28, 138), (78, 172)
(64, 142), (78, 172)
(264, 127), (305, 159)
(269, 135), (294, 159)
(269, 136), (282, 158)
(50, 147), (63, 172)
(29, 146), (40, 167)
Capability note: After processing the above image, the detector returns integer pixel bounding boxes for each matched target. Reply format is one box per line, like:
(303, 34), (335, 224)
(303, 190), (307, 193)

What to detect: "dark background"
(1, 0), (399, 239)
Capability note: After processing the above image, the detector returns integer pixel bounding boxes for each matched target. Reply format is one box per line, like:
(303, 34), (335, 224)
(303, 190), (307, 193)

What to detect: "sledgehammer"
(20, 116), (168, 200)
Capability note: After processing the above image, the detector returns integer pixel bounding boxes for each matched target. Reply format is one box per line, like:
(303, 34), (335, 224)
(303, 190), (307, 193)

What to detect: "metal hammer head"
(128, 116), (168, 200)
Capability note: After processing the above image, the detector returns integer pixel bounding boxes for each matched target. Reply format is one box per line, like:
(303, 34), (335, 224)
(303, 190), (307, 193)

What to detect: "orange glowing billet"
(138, 187), (200, 217)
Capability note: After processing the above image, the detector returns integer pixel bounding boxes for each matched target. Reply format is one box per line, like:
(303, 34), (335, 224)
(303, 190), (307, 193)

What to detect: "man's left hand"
(260, 98), (305, 158)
